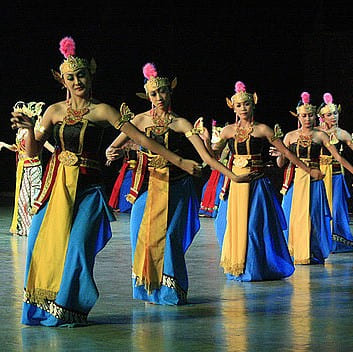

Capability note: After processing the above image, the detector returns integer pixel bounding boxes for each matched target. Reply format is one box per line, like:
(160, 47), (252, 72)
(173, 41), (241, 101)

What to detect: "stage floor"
(1, 200), (353, 351)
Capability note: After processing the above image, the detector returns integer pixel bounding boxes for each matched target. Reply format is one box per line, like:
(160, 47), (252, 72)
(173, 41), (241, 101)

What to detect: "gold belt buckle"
(233, 155), (249, 168)
(58, 151), (79, 166)
(149, 155), (168, 168)
(320, 156), (332, 165)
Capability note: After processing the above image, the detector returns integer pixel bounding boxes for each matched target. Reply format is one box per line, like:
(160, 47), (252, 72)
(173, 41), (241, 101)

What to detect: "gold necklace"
(151, 109), (173, 135)
(298, 130), (313, 147)
(234, 123), (253, 143)
(65, 100), (91, 125)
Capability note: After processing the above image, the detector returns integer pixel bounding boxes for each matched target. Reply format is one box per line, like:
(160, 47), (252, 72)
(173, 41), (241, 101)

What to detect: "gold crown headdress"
(51, 36), (96, 85)
(226, 81), (258, 109)
(13, 101), (45, 122)
(317, 92), (341, 116)
(290, 91), (316, 117)
(136, 62), (177, 100)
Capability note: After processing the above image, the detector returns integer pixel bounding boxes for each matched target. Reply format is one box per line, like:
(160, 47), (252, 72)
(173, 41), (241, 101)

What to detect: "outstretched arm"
(264, 125), (323, 180)
(0, 141), (17, 152)
(120, 122), (202, 176)
(322, 131), (353, 174)
(179, 119), (256, 183)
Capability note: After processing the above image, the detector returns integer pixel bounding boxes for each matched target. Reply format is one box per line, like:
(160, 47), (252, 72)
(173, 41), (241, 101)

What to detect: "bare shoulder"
(42, 101), (66, 123)
(221, 124), (235, 138)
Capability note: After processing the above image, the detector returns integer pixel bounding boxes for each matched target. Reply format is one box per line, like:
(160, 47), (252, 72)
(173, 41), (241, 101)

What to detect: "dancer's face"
(63, 68), (92, 99)
(233, 101), (253, 121)
(148, 86), (171, 111)
(322, 108), (339, 127)
(298, 112), (315, 129)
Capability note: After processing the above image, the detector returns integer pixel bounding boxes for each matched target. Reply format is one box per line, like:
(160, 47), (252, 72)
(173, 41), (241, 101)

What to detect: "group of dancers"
(3, 35), (353, 327)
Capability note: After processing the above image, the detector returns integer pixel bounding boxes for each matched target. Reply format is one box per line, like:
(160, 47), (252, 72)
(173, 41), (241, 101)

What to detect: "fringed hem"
(294, 258), (311, 265)
(23, 290), (88, 324)
(134, 276), (160, 295)
(332, 233), (353, 248)
(132, 272), (187, 302)
(220, 260), (245, 276)
(24, 288), (57, 304)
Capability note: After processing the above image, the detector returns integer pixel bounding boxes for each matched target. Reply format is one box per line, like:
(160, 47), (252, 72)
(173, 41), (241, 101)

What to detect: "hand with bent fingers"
(180, 159), (202, 177)
(310, 168), (324, 180)
(10, 112), (33, 130)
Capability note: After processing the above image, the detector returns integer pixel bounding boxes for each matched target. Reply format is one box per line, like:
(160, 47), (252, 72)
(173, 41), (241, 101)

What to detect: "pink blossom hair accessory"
(226, 80), (258, 110)
(319, 92), (341, 116)
(136, 62), (177, 100)
(290, 91), (317, 118)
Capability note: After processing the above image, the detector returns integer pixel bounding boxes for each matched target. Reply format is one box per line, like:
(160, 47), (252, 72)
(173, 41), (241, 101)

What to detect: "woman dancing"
(106, 64), (255, 304)
(213, 82), (322, 281)
(11, 37), (201, 326)
(317, 92), (353, 252)
(276, 92), (353, 265)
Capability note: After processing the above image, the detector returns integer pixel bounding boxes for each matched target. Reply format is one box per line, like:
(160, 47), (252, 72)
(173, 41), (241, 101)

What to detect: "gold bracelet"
(185, 128), (202, 138)
(114, 102), (135, 130)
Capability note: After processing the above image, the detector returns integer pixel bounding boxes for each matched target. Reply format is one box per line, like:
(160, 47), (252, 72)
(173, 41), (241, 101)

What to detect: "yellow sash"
(10, 159), (25, 234)
(220, 166), (250, 276)
(288, 168), (311, 264)
(25, 164), (79, 303)
(133, 167), (169, 294)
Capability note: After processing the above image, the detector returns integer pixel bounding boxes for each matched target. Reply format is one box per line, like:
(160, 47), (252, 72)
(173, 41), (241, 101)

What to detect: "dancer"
(213, 82), (323, 282)
(107, 139), (139, 213)
(11, 37), (202, 327)
(276, 92), (353, 265)
(0, 101), (54, 236)
(317, 93), (353, 252)
(106, 63), (256, 305)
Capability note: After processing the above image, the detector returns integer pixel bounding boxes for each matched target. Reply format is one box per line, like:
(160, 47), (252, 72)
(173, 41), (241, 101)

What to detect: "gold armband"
(185, 127), (203, 138)
(270, 123), (283, 142)
(323, 141), (331, 148)
(114, 102), (135, 130)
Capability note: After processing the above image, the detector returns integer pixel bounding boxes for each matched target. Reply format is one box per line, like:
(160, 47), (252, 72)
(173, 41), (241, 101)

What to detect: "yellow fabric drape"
(10, 159), (25, 234)
(133, 167), (169, 294)
(288, 168), (311, 264)
(220, 166), (250, 276)
(26, 164), (79, 302)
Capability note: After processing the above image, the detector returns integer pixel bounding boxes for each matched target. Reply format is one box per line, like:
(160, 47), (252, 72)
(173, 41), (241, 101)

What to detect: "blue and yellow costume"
(128, 126), (200, 305)
(21, 106), (115, 326)
(317, 93), (353, 253)
(281, 136), (332, 264)
(321, 140), (353, 252)
(215, 128), (295, 281)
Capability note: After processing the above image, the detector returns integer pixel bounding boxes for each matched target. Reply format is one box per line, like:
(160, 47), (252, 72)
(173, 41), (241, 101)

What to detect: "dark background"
(1, 0), (353, 196)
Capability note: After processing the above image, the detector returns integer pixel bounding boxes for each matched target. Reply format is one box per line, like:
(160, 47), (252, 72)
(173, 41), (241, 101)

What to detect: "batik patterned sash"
(132, 166), (169, 293)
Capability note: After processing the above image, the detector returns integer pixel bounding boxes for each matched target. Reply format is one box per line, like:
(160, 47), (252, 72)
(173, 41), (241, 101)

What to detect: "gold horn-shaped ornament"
(338, 104), (342, 113)
(136, 92), (149, 100)
(253, 92), (258, 105)
(171, 77), (177, 90)
(226, 97), (233, 109)
(51, 69), (64, 85)
(289, 110), (298, 117)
